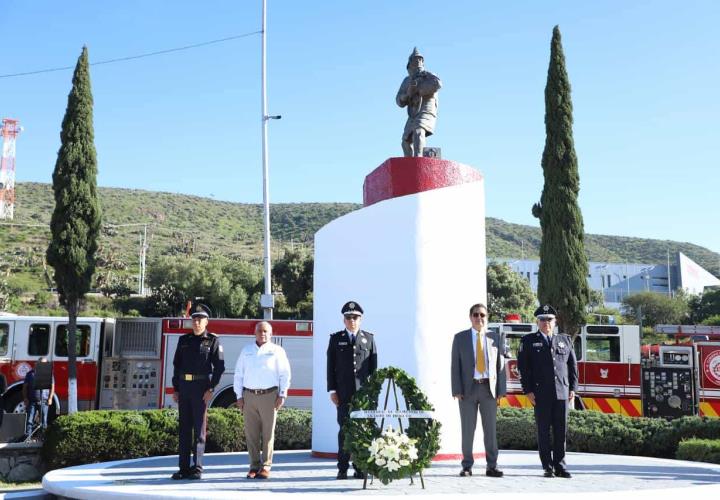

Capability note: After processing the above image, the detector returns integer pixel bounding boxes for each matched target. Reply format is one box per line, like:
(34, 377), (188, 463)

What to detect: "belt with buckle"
(183, 374), (209, 381)
(473, 378), (489, 384)
(243, 386), (278, 395)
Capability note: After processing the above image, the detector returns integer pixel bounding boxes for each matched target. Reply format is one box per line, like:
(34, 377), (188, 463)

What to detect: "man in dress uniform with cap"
(171, 304), (225, 480)
(517, 305), (578, 478)
(326, 301), (377, 479)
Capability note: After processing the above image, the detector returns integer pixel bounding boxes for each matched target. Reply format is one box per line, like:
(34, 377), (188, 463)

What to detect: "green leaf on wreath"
(341, 366), (441, 484)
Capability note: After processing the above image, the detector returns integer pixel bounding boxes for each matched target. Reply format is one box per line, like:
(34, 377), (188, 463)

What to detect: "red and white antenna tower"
(1, 118), (21, 220)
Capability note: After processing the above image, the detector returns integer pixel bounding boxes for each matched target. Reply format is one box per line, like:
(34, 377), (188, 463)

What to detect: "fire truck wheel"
(210, 389), (237, 409)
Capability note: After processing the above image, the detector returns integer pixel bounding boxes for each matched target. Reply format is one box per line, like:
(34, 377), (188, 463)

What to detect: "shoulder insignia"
(207, 332), (218, 337)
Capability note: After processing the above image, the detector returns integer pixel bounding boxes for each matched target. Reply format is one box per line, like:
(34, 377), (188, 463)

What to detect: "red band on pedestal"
(363, 157), (483, 207)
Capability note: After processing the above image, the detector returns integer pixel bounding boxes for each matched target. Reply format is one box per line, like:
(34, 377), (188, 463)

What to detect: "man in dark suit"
(451, 303), (506, 478)
(326, 301), (377, 480)
(517, 305), (578, 478)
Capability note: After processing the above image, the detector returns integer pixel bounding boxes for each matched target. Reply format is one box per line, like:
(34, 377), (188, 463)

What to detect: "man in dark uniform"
(517, 305), (577, 479)
(326, 301), (377, 479)
(171, 304), (225, 480)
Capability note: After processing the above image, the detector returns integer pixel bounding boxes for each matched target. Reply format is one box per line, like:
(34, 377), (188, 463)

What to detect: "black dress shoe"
(543, 467), (554, 477)
(459, 467), (472, 477)
(352, 470), (366, 479)
(171, 470), (190, 480)
(486, 467), (504, 478)
(554, 468), (572, 478)
(336, 470), (348, 480)
(187, 469), (202, 480)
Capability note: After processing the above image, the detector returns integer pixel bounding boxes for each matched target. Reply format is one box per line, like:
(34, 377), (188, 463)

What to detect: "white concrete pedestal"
(312, 157), (487, 459)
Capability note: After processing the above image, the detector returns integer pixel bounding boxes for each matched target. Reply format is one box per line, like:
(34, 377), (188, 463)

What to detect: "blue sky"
(2, 1), (719, 256)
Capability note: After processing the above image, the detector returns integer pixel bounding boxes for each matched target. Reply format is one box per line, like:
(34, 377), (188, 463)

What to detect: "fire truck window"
(506, 335), (523, 358)
(55, 325), (92, 357)
(0, 323), (8, 356)
(586, 336), (621, 362)
(28, 324), (50, 356)
(573, 337), (582, 361)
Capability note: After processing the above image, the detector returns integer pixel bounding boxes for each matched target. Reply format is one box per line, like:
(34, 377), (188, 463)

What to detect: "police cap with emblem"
(341, 301), (364, 316)
(534, 304), (557, 320)
(191, 303), (211, 318)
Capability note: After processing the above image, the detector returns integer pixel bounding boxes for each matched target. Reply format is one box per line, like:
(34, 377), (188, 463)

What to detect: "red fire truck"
(3, 313), (718, 420)
(0, 315), (312, 417)
(494, 322), (720, 418)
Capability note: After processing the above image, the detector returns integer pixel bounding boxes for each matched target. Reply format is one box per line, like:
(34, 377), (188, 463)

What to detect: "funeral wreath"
(343, 366), (441, 485)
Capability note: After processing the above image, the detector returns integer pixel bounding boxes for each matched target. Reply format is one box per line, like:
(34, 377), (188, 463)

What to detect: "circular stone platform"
(42, 449), (720, 499)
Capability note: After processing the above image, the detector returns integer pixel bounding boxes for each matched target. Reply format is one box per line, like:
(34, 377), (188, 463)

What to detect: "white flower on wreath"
(382, 444), (401, 461)
(365, 426), (420, 474)
(386, 460), (400, 472)
(368, 440), (381, 457)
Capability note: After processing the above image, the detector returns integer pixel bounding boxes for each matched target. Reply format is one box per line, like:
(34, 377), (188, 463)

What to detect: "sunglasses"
(538, 317), (555, 322)
(344, 315), (361, 320)
(472, 312), (487, 318)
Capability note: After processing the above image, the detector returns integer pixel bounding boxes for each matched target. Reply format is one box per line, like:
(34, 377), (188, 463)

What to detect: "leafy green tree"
(622, 292), (689, 327)
(146, 255), (263, 317)
(588, 289), (604, 311)
(486, 262), (536, 322)
(46, 47), (102, 414)
(586, 306), (623, 325)
(531, 26), (589, 335)
(701, 314), (720, 326)
(273, 248), (313, 308)
(0, 279), (10, 311)
(697, 289), (720, 321)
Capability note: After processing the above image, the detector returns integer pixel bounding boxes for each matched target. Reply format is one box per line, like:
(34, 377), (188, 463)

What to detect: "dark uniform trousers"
(326, 330), (377, 473)
(517, 331), (578, 471)
(172, 331), (224, 475)
(534, 394), (569, 469)
(178, 380), (209, 472)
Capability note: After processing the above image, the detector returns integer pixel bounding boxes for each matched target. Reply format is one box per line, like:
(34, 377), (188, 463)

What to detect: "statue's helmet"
(406, 47), (424, 69)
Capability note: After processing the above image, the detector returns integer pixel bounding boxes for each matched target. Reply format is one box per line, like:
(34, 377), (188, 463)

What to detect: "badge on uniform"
(339, 342), (349, 346)
(361, 338), (367, 344)
(558, 342), (566, 348)
(532, 342), (543, 348)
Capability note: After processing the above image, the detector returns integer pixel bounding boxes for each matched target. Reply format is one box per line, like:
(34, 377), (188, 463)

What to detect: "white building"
(498, 251), (720, 309)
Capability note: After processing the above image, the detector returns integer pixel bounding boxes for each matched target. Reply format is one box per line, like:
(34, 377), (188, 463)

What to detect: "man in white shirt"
(234, 321), (291, 479)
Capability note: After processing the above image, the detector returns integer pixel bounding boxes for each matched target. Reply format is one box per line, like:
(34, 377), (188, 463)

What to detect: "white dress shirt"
(233, 341), (291, 399)
(471, 328), (490, 380)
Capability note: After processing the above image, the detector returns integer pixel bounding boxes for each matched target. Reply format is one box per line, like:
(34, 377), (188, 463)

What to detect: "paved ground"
(42, 449), (720, 500)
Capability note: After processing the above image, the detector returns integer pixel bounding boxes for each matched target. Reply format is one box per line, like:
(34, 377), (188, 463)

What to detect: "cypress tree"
(46, 46), (102, 413)
(532, 26), (589, 335)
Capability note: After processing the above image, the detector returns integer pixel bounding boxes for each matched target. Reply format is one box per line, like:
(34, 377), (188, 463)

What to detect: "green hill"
(1, 182), (718, 295)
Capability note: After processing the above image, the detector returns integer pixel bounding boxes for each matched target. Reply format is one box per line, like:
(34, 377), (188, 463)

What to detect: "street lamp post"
(259, 0), (281, 319)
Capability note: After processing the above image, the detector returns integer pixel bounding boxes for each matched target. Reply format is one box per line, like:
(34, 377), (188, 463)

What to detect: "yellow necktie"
(476, 334), (486, 373)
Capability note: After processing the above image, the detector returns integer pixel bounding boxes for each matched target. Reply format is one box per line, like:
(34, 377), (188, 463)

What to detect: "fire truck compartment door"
(697, 343), (720, 390)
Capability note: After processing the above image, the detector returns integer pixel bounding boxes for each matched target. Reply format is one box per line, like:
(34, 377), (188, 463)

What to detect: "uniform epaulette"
(207, 332), (218, 337)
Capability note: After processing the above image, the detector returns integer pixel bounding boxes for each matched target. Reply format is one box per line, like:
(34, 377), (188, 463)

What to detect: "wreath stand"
(357, 376), (426, 490)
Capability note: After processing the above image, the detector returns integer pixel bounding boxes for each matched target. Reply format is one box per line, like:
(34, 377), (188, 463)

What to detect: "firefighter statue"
(396, 47), (442, 157)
